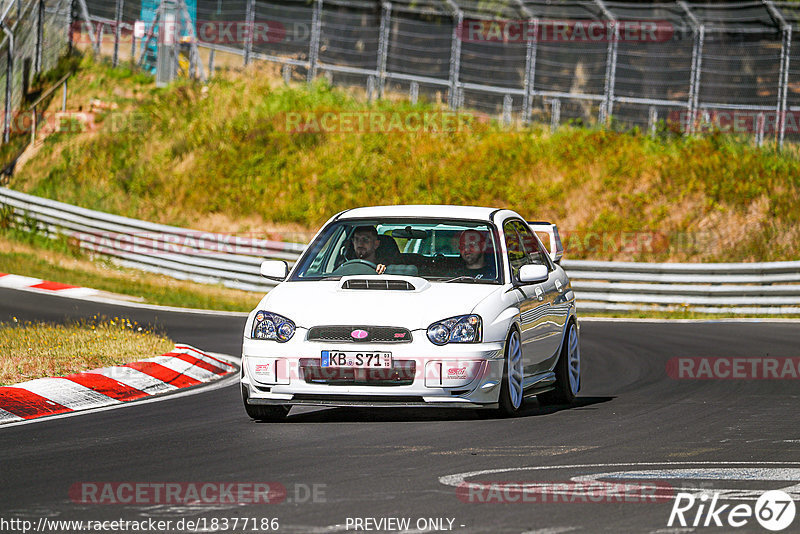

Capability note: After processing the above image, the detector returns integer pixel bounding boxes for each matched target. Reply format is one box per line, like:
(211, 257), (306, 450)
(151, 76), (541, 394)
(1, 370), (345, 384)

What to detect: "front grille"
(300, 360), (416, 386)
(307, 326), (413, 343)
(342, 279), (415, 290)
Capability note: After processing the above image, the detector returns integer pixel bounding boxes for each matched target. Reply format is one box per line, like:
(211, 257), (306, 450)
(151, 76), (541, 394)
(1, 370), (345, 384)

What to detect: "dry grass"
(0, 318), (174, 386)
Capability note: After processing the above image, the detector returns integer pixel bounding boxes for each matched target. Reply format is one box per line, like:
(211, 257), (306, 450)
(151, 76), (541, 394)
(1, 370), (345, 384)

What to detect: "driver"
(457, 229), (494, 279)
(351, 226), (387, 274)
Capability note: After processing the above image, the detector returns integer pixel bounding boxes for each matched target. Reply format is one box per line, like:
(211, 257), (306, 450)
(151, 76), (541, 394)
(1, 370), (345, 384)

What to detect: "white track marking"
(17, 378), (121, 410)
(0, 407), (24, 423)
(145, 356), (220, 382)
(0, 364), (239, 428)
(0, 274), (43, 288)
(90, 366), (177, 394)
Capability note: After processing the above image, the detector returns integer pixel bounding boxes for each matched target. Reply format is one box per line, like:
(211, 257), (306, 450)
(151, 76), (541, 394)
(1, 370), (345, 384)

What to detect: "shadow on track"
(250, 396), (614, 424)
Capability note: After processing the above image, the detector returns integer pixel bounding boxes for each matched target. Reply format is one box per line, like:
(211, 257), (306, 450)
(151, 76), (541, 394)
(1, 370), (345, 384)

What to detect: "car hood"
(259, 277), (503, 330)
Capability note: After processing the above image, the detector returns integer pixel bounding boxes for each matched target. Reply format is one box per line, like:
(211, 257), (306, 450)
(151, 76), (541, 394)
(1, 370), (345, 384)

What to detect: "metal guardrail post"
(113, 0), (123, 66)
(376, 1), (391, 98)
(410, 81), (418, 104)
(307, 0), (322, 83)
(243, 0), (255, 66)
(522, 18), (539, 124)
(446, 2), (462, 110)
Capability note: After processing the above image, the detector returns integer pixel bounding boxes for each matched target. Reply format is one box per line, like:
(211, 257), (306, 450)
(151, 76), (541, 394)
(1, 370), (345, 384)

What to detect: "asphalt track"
(1, 286), (799, 533)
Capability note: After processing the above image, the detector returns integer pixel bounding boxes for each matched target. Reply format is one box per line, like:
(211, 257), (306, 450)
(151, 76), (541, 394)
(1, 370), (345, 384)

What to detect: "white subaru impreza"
(241, 205), (579, 421)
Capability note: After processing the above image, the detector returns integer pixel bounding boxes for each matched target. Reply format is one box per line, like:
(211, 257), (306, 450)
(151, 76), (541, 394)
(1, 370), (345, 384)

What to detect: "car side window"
(505, 220), (550, 282)
(516, 222), (552, 271)
(504, 220), (529, 282)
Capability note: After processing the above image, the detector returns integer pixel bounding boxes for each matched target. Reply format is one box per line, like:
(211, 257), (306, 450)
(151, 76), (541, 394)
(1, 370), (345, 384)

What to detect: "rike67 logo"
(669, 490), (796, 531)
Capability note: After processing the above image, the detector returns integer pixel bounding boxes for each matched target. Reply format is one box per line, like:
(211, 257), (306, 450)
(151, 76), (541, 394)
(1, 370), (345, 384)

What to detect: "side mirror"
(260, 260), (289, 281)
(518, 264), (549, 284)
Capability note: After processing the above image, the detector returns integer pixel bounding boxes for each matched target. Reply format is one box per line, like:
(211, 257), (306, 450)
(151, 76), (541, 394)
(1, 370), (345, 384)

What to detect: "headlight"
(426, 315), (482, 345)
(251, 311), (295, 342)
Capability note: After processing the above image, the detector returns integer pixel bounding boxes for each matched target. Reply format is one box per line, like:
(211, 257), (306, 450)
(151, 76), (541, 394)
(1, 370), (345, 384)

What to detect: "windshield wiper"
(442, 276), (480, 283)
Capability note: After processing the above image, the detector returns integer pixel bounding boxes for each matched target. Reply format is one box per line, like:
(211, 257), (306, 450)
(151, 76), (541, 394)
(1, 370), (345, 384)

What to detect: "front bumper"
(241, 330), (505, 408)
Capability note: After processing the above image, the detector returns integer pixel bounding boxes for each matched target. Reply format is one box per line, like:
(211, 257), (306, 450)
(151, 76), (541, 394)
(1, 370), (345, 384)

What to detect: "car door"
(504, 219), (555, 377)
(520, 223), (565, 360)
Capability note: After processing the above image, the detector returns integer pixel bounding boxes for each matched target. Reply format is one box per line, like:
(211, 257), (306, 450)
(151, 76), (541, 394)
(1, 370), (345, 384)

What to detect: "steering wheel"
(342, 259), (377, 268)
(332, 258), (380, 276)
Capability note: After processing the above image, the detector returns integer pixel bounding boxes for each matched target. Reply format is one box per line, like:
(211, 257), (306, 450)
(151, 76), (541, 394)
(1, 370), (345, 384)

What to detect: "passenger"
(457, 229), (495, 280)
(351, 225), (387, 274)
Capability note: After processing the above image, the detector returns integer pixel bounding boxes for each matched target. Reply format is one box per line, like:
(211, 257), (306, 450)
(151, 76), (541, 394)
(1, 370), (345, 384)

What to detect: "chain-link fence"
(0, 0), (71, 148)
(5, 1), (800, 149)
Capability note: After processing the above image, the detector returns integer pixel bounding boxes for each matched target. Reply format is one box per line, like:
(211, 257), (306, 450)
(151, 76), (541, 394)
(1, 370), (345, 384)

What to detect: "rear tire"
(539, 320), (580, 405)
(242, 386), (289, 422)
(497, 329), (524, 417)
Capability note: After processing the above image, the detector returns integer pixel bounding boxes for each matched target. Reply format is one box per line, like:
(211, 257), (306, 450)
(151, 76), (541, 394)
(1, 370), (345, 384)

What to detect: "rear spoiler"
(527, 221), (564, 264)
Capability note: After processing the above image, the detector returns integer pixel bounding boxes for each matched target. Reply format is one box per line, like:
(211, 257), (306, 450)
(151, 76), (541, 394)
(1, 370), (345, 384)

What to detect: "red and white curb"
(0, 344), (236, 425)
(0, 272), (99, 298)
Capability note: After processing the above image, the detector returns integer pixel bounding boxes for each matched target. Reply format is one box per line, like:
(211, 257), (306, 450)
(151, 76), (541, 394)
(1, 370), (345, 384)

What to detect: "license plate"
(321, 350), (392, 368)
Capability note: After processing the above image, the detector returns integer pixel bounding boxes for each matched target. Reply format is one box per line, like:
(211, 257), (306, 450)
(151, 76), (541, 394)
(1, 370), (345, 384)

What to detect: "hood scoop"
(341, 279), (415, 291)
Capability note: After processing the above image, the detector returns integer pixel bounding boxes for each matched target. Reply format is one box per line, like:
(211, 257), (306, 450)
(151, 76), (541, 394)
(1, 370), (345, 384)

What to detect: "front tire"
(497, 329), (524, 416)
(242, 386), (290, 422)
(539, 320), (580, 405)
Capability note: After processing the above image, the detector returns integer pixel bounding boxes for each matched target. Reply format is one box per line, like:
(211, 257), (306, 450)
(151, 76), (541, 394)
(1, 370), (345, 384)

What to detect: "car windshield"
(290, 219), (503, 284)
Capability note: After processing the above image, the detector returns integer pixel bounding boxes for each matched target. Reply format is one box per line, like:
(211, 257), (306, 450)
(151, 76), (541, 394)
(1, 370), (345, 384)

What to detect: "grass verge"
(0, 231), (260, 312)
(0, 318), (174, 385)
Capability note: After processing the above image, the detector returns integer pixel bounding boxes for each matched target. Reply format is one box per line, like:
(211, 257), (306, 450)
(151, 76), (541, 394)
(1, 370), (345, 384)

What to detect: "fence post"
(307, 0), (323, 82)
(446, 2), (462, 109)
(113, 0), (123, 66)
(648, 106), (657, 137)
(522, 18), (539, 124)
(410, 81), (418, 104)
(679, 2), (702, 134)
(2, 29), (13, 144)
(76, 0), (99, 55)
(595, 0), (617, 126)
(67, 0), (75, 53)
(550, 99), (560, 132)
(502, 94), (513, 127)
(244, 0), (255, 66)
(779, 27), (791, 148)
(376, 1), (391, 98)
(208, 48), (215, 77)
(35, 0), (44, 73)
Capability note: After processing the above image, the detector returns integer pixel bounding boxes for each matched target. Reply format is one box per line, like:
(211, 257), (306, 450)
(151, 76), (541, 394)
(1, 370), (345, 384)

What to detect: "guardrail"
(2, 187), (800, 314)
